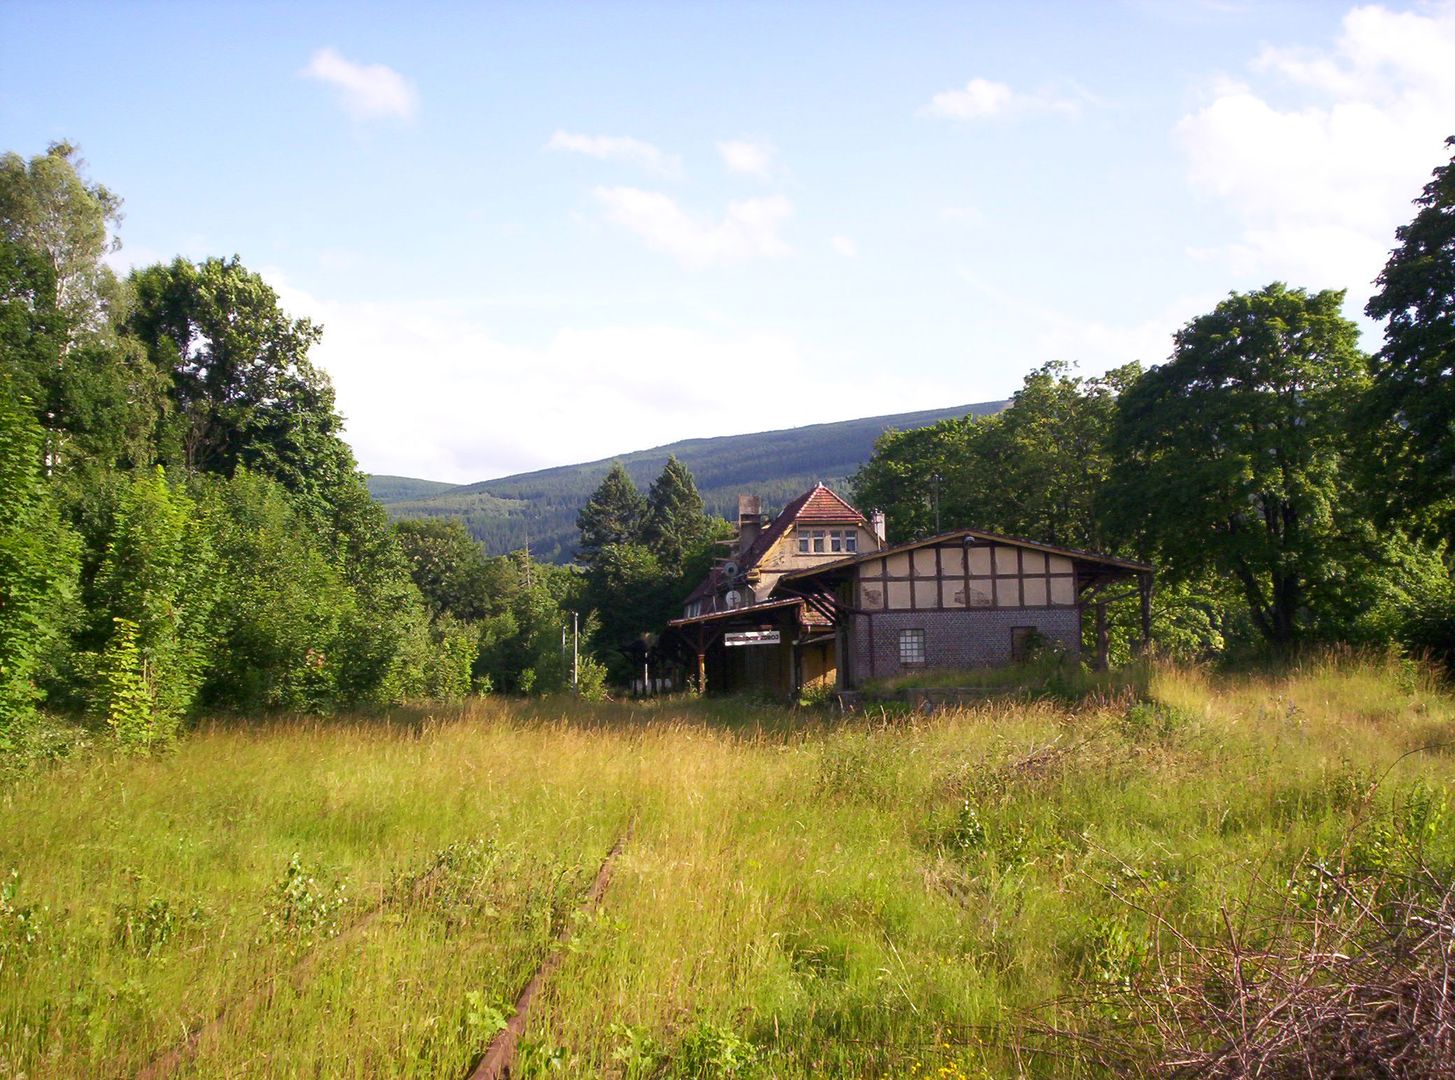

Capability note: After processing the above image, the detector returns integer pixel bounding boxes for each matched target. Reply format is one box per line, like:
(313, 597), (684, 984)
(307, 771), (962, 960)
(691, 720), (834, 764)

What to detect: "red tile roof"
(793, 484), (868, 524)
(683, 484), (865, 607)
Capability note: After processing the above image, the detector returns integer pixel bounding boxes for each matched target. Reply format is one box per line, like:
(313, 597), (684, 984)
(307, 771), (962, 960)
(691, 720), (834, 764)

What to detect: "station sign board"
(723, 630), (781, 647)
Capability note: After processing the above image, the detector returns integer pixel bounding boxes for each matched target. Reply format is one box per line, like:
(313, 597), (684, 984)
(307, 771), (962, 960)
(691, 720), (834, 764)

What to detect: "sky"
(3, 1), (1454, 484)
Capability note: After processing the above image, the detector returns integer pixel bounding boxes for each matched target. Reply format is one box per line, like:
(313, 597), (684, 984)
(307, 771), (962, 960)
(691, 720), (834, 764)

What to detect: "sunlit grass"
(2, 657), (1452, 1077)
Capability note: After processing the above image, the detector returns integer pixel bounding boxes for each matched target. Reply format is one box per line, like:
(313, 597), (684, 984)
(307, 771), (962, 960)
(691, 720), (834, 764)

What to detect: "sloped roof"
(793, 484), (868, 524)
(668, 596), (805, 628)
(684, 483), (866, 605)
(781, 527), (1153, 581)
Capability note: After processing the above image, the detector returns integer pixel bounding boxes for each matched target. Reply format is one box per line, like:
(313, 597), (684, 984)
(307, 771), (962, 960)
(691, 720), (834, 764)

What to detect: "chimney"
(737, 495), (762, 554)
(870, 509), (887, 545)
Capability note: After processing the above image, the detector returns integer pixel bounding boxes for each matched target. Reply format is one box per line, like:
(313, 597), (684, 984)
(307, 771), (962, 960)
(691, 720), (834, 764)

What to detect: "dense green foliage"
(1365, 136), (1455, 540)
(1107, 284), (1370, 647)
(374, 401), (1005, 561)
(854, 361), (1134, 549)
(0, 377), (78, 744)
(855, 274), (1453, 660)
(574, 456), (731, 682)
(0, 142), (613, 757)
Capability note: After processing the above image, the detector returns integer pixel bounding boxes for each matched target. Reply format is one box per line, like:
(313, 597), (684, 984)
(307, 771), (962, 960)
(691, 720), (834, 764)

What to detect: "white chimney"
(870, 509), (887, 545)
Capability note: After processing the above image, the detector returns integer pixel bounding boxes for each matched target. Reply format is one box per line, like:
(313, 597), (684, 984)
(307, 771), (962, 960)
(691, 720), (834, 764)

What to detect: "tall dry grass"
(0, 655), (1450, 1077)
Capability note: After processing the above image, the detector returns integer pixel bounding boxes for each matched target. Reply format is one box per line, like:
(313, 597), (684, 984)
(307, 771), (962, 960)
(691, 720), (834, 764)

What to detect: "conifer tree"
(575, 462), (645, 566)
(642, 455), (710, 572)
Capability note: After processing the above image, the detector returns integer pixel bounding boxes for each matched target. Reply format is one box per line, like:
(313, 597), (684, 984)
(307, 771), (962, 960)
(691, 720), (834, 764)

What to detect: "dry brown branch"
(1035, 861), (1455, 1078)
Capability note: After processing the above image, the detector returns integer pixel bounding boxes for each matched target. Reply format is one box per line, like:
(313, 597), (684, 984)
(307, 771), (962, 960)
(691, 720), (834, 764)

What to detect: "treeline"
(571, 459), (731, 682)
(0, 143), (607, 756)
(853, 138), (1455, 664)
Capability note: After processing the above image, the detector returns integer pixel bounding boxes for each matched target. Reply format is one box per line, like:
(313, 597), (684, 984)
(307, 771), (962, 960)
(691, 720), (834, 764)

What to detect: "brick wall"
(850, 607), (1082, 683)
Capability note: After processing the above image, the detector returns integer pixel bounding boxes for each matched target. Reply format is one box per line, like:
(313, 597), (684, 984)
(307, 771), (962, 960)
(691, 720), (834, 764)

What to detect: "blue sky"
(4, 1), (1454, 482)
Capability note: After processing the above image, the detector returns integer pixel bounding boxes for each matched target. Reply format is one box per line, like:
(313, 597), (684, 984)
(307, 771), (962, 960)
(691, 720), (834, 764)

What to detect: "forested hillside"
(373, 402), (1005, 561)
(365, 475), (460, 503)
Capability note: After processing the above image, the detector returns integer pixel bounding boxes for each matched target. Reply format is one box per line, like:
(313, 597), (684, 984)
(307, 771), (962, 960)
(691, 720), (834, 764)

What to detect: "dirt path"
(467, 828), (631, 1080)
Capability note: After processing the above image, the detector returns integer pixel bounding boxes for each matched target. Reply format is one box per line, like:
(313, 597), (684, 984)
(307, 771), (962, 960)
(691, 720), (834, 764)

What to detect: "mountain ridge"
(370, 400), (1006, 562)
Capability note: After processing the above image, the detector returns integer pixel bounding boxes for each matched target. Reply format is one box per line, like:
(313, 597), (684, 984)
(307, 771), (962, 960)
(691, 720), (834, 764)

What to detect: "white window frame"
(899, 628), (926, 666)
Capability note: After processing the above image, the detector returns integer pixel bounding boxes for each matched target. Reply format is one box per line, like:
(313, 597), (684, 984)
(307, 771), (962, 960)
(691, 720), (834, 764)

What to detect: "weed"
(610, 1021), (664, 1078)
(262, 853), (348, 948)
(673, 1019), (761, 1078)
(0, 869), (42, 970)
(947, 799), (987, 852)
(516, 1037), (570, 1075)
(113, 896), (182, 955)
(1118, 700), (1185, 742)
(458, 989), (509, 1046)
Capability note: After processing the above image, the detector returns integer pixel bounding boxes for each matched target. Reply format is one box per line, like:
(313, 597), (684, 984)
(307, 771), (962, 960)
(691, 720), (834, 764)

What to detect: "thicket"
(0, 143), (603, 758)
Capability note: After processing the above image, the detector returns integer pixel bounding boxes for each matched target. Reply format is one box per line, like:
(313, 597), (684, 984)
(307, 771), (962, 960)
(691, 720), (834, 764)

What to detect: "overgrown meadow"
(2, 654), (1451, 1078)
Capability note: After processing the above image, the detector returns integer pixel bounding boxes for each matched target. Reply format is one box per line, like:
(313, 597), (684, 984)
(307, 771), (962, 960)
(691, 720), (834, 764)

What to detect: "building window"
(800, 528), (857, 554)
(899, 628), (926, 666)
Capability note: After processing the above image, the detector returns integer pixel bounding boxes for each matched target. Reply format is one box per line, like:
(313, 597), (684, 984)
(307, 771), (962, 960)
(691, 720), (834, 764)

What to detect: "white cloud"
(1175, 4), (1455, 300)
(717, 139), (776, 178)
(301, 48), (418, 121)
(546, 131), (682, 178)
(593, 187), (793, 268)
(263, 272), (940, 483)
(830, 235), (858, 258)
(926, 77), (1079, 120)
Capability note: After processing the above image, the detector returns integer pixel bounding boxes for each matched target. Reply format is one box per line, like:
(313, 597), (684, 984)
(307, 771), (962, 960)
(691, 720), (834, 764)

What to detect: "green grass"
(2, 655), (1453, 1077)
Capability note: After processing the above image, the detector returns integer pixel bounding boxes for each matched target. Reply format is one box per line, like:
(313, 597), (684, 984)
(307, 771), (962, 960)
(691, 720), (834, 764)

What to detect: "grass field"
(2, 655), (1452, 1078)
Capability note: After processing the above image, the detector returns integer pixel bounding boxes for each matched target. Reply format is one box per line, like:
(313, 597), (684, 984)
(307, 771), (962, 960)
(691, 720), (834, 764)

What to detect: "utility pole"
(571, 610), (579, 696)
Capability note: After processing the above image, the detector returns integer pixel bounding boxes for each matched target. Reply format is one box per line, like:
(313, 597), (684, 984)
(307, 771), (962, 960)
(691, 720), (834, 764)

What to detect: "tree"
(1, 149), (163, 474)
(0, 375), (79, 743)
(0, 142), (121, 337)
(852, 416), (980, 542)
(853, 362), (1138, 549)
(198, 470), (356, 712)
(125, 256), (350, 502)
(1104, 284), (1368, 647)
(393, 517), (498, 621)
(90, 467), (216, 735)
(1364, 135), (1455, 535)
(575, 462), (645, 566)
(642, 455), (712, 572)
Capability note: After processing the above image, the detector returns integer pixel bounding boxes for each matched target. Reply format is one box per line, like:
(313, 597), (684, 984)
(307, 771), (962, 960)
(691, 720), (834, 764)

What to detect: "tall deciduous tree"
(1105, 284), (1367, 647)
(1365, 135), (1455, 535)
(393, 517), (498, 621)
(853, 362), (1137, 549)
(1, 148), (164, 474)
(575, 462), (646, 566)
(125, 256), (349, 501)
(0, 142), (121, 336)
